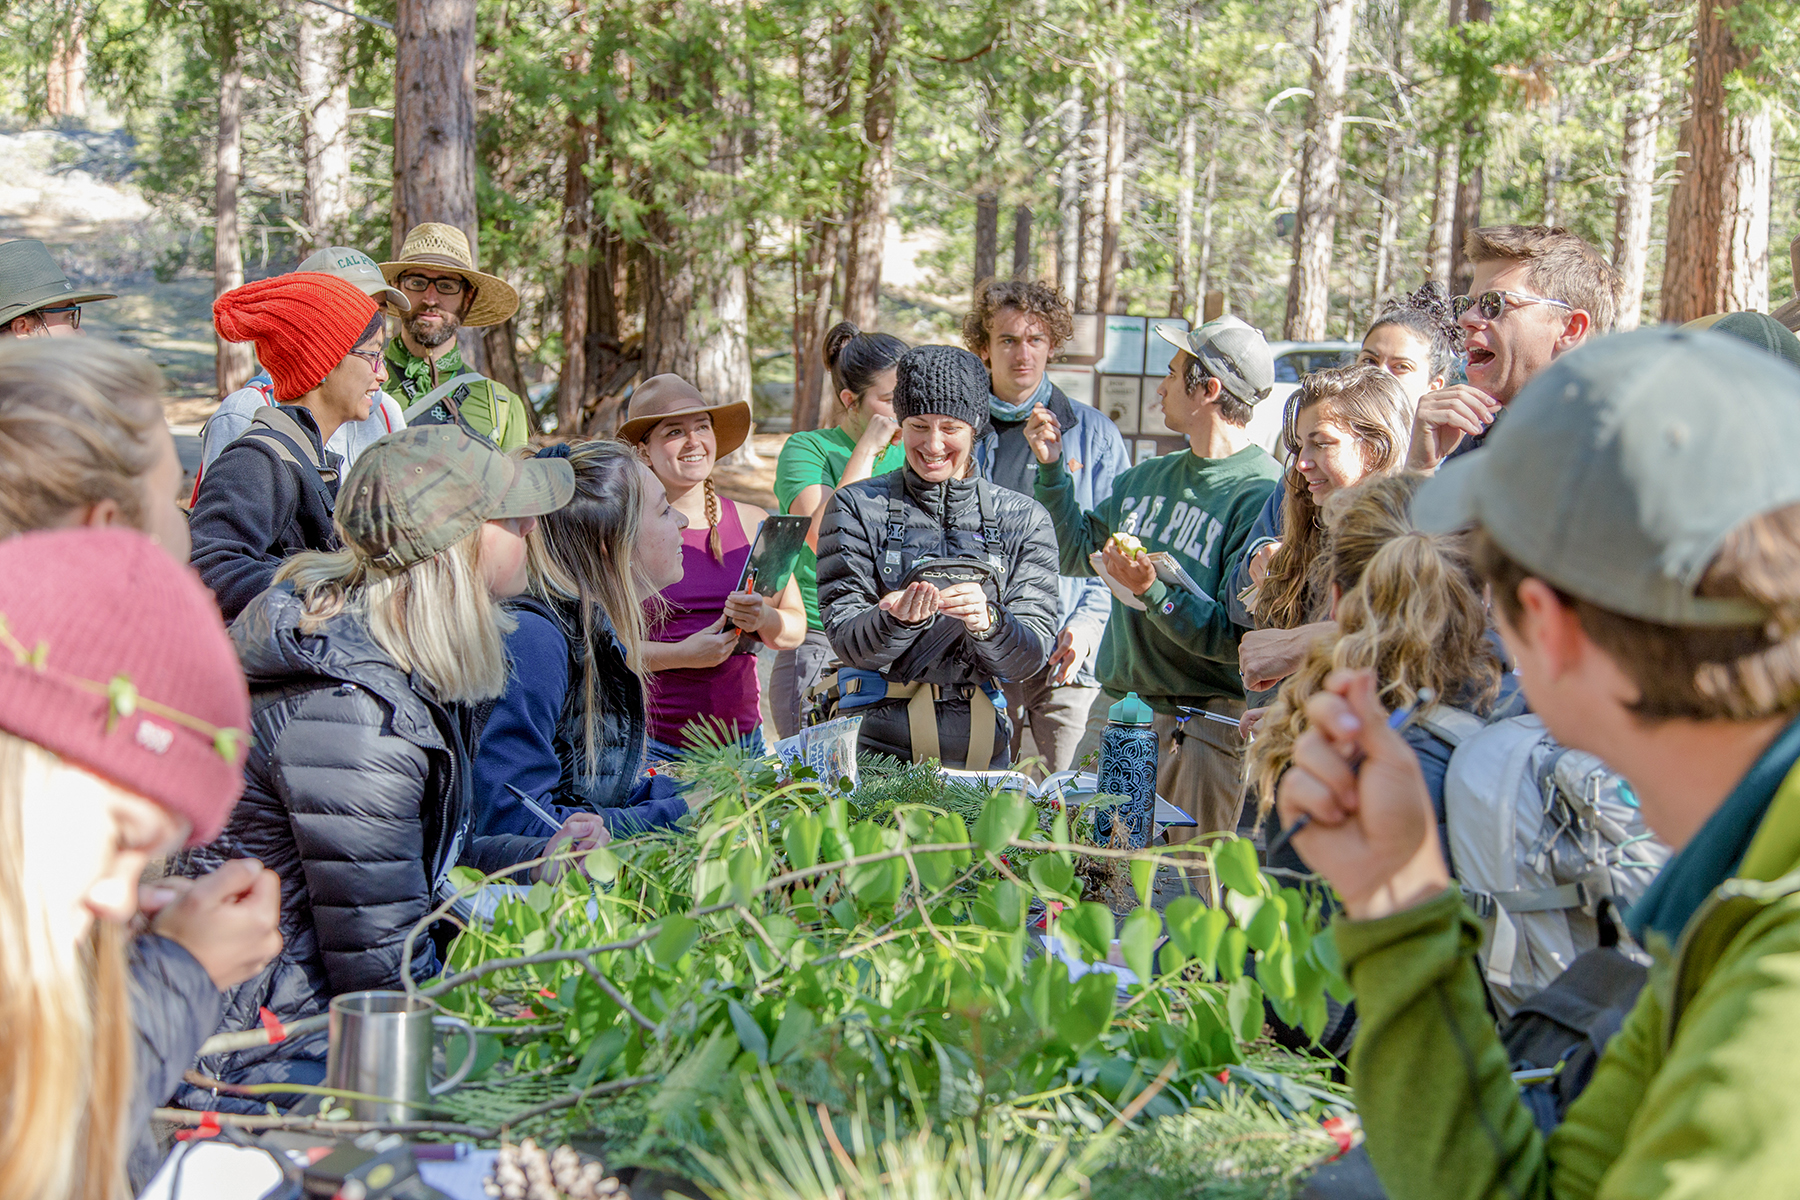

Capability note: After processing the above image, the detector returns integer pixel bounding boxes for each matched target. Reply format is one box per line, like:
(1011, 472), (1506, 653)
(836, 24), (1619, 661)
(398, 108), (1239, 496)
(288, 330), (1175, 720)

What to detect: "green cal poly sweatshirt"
(1034, 444), (1280, 712)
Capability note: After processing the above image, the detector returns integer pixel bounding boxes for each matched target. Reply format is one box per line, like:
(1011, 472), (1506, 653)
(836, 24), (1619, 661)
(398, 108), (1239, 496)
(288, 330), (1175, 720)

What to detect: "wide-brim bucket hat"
(0, 238), (116, 324)
(379, 223), (519, 328)
(617, 374), (752, 458)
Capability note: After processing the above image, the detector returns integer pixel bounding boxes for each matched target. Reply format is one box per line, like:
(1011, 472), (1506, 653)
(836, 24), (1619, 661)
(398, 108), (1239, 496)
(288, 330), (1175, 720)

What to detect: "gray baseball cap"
(297, 246), (410, 311)
(1153, 315), (1275, 405)
(1415, 326), (1800, 627)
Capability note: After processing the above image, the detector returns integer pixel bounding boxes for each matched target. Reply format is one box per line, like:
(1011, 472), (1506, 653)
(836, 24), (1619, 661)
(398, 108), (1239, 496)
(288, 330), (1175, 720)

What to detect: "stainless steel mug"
(325, 990), (477, 1122)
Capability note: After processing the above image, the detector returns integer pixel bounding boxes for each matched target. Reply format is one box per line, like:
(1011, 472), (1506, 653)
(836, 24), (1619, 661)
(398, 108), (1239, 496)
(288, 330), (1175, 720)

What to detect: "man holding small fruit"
(1028, 316), (1282, 842)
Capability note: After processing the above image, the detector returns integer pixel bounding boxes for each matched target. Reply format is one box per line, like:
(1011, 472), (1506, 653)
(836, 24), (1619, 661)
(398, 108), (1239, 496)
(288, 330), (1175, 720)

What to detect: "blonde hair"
(1249, 476), (1501, 815)
(275, 528), (516, 704)
(0, 339), (166, 537)
(1256, 364), (1414, 631)
(0, 732), (134, 1200)
(525, 441), (656, 780)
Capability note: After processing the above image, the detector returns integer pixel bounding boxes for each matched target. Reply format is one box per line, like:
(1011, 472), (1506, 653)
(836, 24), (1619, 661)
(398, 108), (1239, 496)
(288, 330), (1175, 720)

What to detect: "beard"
(406, 304), (464, 349)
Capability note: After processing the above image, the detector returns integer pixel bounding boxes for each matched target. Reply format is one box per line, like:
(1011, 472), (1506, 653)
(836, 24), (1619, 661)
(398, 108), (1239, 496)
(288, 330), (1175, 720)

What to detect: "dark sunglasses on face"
(35, 304), (81, 330)
(397, 273), (468, 297)
(1452, 290), (1574, 322)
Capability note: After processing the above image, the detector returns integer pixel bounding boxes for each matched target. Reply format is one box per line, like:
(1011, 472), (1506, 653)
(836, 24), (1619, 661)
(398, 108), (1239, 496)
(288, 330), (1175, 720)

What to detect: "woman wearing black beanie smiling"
(814, 344), (1060, 769)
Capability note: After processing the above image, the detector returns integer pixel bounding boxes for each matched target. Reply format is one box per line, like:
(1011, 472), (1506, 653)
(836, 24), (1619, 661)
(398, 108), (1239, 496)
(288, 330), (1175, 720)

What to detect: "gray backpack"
(1416, 709), (1671, 1017)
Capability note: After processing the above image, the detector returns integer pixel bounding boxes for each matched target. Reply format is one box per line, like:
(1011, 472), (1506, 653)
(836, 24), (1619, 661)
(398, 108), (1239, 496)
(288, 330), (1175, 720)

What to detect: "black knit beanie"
(893, 345), (991, 434)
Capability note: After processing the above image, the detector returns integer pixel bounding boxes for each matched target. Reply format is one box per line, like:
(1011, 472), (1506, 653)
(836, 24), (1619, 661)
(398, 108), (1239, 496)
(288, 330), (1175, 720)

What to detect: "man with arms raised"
(381, 222), (531, 450)
(1411, 224), (1619, 470)
(1281, 327), (1800, 1198)
(964, 278), (1130, 774)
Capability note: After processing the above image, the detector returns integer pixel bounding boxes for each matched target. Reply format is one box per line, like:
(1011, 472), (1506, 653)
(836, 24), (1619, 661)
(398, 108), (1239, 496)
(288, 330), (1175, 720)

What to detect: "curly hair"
(1365, 280), (1463, 382)
(1248, 474), (1501, 816)
(961, 278), (1075, 354)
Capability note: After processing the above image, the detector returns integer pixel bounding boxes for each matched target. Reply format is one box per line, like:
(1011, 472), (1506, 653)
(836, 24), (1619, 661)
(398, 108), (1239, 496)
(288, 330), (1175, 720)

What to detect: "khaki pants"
(1073, 696), (1248, 848)
(1002, 668), (1103, 780)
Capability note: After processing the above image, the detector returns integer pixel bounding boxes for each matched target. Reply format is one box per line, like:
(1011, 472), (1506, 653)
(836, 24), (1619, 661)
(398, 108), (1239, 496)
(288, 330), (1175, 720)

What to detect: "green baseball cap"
(1415, 326), (1800, 627)
(297, 245), (410, 311)
(338, 426), (574, 571)
(0, 238), (116, 324)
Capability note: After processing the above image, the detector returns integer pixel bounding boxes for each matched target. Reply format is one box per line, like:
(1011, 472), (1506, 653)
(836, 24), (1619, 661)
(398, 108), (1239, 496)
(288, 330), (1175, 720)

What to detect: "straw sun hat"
(379, 223), (519, 328)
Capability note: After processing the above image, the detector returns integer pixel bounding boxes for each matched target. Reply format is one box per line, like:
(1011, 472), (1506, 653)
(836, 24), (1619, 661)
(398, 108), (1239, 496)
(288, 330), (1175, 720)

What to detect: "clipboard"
(736, 514), (811, 596)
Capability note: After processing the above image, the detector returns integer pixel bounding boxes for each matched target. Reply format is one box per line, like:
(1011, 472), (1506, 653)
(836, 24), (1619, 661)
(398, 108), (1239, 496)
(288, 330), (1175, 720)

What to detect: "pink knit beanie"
(0, 529), (250, 845)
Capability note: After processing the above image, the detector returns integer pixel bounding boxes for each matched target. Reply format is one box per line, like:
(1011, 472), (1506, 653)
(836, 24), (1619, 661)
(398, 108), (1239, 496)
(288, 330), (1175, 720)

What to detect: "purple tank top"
(645, 494), (761, 745)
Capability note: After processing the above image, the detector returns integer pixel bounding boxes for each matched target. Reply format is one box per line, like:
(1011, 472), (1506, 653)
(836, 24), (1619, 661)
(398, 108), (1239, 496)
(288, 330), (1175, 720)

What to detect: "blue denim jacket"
(972, 383), (1131, 687)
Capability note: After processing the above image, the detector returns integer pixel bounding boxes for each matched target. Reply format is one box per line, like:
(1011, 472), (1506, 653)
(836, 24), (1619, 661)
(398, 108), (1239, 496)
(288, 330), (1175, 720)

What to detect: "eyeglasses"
(1452, 290), (1574, 322)
(345, 346), (385, 369)
(34, 304), (81, 330)
(397, 273), (468, 297)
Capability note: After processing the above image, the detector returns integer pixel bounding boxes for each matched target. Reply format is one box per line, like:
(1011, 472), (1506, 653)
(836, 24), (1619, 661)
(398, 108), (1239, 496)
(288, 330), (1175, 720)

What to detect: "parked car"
(1246, 339), (1360, 460)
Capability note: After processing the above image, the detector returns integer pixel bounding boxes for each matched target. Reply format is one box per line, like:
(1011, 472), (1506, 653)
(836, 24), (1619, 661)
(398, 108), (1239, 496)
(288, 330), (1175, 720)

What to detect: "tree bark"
(791, 21), (854, 434)
(392, 0), (478, 255)
(842, 0), (896, 330)
(1096, 58), (1126, 315)
(1057, 84), (1083, 300)
(1011, 205), (1032, 280)
(1283, 0), (1354, 340)
(1662, 0), (1770, 322)
(1447, 0), (1490, 296)
(1372, 153), (1404, 309)
(1612, 57), (1660, 331)
(47, 25), (87, 118)
(484, 317), (530, 408)
(1077, 84), (1105, 312)
(213, 19), (254, 396)
(1427, 142), (1456, 289)
(557, 122), (592, 434)
(297, 0), (353, 250)
(1196, 151), (1216, 308)
(974, 191), (999, 287)
(1170, 109), (1196, 318)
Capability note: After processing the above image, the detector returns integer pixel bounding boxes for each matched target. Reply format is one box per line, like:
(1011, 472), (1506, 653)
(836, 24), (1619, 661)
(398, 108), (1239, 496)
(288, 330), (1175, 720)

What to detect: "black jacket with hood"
(816, 466), (1059, 765)
(178, 583), (544, 1086)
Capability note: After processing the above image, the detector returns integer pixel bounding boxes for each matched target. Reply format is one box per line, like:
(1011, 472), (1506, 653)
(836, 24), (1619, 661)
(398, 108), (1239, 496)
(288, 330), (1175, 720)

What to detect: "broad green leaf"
(1062, 901), (1115, 964)
(1227, 975), (1265, 1043)
(1120, 905), (1161, 985)
(1166, 899), (1227, 973)
(525, 880), (555, 913)
(930, 813), (973, 866)
(769, 1002), (815, 1063)
(725, 998), (769, 1065)
(782, 812), (823, 870)
(1028, 852), (1074, 899)
(972, 879), (1023, 930)
(1056, 972), (1116, 1050)
(1130, 856), (1155, 904)
(915, 844), (954, 891)
(845, 822), (902, 905)
(1051, 806), (1071, 865)
(572, 1026), (626, 1088)
(1301, 992), (1329, 1042)
(727, 845), (764, 907)
(1213, 837), (1264, 897)
(583, 846), (620, 884)
(646, 915), (698, 966)
(1261, 942), (1297, 1001)
(1245, 893), (1286, 952)
(972, 788), (1031, 854)
(1218, 926), (1248, 981)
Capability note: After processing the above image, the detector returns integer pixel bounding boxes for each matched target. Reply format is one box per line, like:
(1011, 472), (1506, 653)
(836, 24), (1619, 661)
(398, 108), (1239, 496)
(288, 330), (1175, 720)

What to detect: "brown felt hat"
(380, 223), (518, 328)
(616, 374), (752, 457)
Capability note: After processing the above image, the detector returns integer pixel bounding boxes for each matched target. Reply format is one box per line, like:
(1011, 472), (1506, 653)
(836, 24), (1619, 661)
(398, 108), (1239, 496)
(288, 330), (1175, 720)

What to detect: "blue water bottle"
(1097, 692), (1159, 849)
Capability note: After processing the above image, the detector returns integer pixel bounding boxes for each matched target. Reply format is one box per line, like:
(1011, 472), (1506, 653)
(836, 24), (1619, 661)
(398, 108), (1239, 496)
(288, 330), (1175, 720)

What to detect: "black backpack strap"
(240, 409), (339, 523)
(880, 471), (908, 589)
(973, 479), (1006, 581)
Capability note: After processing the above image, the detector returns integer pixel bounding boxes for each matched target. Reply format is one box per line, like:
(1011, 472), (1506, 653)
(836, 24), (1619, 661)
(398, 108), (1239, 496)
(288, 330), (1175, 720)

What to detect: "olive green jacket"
(384, 341), (530, 451)
(1335, 755), (1800, 1199)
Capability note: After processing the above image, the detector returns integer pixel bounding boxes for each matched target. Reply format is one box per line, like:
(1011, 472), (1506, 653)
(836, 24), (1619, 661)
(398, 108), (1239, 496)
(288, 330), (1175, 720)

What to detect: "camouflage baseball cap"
(337, 426), (574, 571)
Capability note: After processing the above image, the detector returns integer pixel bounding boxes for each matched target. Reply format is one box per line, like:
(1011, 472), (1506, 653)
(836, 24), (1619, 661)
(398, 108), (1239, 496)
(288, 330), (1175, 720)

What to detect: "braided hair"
(701, 475), (723, 563)
(1365, 281), (1463, 382)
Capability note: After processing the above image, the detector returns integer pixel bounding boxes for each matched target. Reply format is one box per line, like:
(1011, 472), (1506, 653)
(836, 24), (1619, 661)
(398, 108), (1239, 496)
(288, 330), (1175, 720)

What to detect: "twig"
(1108, 1058), (1182, 1129)
(578, 959), (660, 1035)
(181, 1070), (458, 1113)
(196, 1013), (329, 1058)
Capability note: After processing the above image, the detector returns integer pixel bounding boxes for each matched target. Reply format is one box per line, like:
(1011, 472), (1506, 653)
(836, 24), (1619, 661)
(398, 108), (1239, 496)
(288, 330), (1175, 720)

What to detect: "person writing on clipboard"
(1028, 316), (1282, 844)
(816, 345), (1060, 769)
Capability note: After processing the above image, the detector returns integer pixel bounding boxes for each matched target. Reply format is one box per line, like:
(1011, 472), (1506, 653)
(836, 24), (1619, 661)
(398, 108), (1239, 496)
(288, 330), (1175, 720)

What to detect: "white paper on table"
(138, 1142), (287, 1200)
(1041, 931), (1137, 999)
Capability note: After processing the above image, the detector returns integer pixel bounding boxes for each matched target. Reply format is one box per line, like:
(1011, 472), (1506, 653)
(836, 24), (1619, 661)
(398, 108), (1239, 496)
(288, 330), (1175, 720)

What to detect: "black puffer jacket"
(817, 467), (1059, 766)
(179, 584), (545, 1085)
(125, 935), (223, 1188)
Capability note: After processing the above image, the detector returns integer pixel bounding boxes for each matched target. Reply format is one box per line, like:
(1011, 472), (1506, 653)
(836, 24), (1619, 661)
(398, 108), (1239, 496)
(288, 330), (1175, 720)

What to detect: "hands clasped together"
(878, 580), (993, 634)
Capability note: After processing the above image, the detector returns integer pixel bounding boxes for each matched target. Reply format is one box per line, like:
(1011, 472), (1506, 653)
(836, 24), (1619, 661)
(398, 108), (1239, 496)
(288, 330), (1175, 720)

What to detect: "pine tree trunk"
(1447, 0), (1489, 296)
(1096, 59), (1126, 315)
(1011, 205), (1032, 280)
(392, 0), (479, 255)
(842, 0), (896, 329)
(974, 191), (999, 286)
(1284, 0), (1354, 340)
(297, 0), (353, 250)
(1662, 0), (1770, 322)
(793, 216), (840, 433)
(1057, 84), (1083, 300)
(1170, 109), (1196, 318)
(1427, 143), (1456, 289)
(1613, 58), (1661, 331)
(47, 26), (87, 118)
(557, 118), (592, 434)
(214, 21), (254, 396)
(1372, 153), (1403, 309)
(1196, 152), (1216, 307)
(1077, 89), (1104, 312)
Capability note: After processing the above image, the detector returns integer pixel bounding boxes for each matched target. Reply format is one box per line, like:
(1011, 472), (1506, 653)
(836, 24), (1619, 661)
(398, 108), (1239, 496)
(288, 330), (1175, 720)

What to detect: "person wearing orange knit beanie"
(190, 272), (392, 621)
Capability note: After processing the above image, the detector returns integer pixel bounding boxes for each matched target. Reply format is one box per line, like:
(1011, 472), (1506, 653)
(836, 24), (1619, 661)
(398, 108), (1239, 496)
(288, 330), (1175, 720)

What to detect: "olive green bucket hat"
(338, 425), (574, 571)
(0, 238), (116, 324)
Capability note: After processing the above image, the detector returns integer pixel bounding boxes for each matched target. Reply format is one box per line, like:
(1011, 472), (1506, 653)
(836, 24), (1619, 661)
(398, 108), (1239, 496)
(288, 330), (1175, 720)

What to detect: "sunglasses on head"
(1452, 290), (1573, 322)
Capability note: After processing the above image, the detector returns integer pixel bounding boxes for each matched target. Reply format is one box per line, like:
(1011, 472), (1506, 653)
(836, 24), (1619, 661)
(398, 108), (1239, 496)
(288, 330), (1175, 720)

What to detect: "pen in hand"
(1266, 688), (1436, 861)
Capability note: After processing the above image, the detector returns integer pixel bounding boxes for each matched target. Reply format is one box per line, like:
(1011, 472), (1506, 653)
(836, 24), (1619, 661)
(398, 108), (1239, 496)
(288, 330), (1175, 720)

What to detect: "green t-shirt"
(774, 427), (907, 631)
(1035, 444), (1281, 708)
